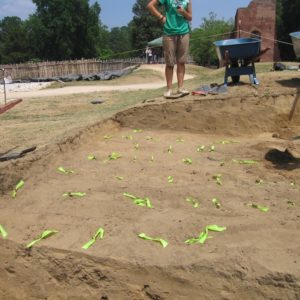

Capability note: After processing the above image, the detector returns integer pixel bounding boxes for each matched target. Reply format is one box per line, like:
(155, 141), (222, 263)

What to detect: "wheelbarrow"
(290, 31), (300, 60)
(269, 32), (300, 160)
(214, 38), (269, 86)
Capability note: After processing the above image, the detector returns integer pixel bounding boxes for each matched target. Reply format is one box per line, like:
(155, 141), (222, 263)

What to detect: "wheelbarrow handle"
(252, 47), (271, 63)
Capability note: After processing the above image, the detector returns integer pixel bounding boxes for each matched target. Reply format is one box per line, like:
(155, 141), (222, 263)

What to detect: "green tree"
(28, 0), (102, 60)
(97, 24), (112, 58)
(190, 13), (234, 66)
(276, 0), (300, 61)
(108, 26), (132, 58)
(130, 0), (163, 51)
(0, 17), (31, 64)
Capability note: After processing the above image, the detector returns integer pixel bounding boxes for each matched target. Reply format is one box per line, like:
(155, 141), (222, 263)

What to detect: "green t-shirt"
(159, 0), (190, 36)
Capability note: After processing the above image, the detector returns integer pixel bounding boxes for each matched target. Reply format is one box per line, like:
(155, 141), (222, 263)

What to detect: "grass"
(0, 86), (164, 153)
(0, 62), (298, 154)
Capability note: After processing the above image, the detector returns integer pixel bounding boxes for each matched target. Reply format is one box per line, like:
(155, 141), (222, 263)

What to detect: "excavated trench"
(0, 92), (300, 300)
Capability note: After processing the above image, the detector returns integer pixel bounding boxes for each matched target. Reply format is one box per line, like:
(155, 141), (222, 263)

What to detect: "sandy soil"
(0, 67), (300, 299)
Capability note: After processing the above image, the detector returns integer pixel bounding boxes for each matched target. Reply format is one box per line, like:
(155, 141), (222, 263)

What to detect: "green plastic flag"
(138, 233), (168, 248)
(116, 176), (124, 181)
(255, 179), (264, 185)
(133, 129), (142, 133)
(168, 176), (174, 183)
(185, 225), (226, 245)
(186, 197), (199, 208)
(209, 145), (215, 152)
(108, 152), (121, 160)
(123, 193), (153, 208)
(212, 198), (221, 209)
(183, 158), (192, 165)
(176, 138), (184, 143)
(103, 135), (112, 140)
(248, 203), (269, 212)
(26, 230), (58, 248)
(218, 140), (240, 144)
(232, 159), (258, 165)
(58, 166), (74, 174)
(197, 145), (205, 152)
(168, 145), (173, 154)
(213, 174), (222, 185)
(0, 224), (8, 239)
(82, 227), (105, 250)
(63, 192), (86, 198)
(123, 192), (136, 199)
(88, 155), (96, 160)
(12, 180), (25, 198)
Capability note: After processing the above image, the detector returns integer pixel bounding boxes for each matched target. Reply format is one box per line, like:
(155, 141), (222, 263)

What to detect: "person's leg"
(176, 34), (190, 94)
(177, 62), (185, 89)
(165, 65), (174, 90)
(163, 36), (176, 96)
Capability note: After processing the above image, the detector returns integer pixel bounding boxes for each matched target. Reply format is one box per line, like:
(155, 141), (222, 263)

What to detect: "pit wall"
(114, 94), (300, 136)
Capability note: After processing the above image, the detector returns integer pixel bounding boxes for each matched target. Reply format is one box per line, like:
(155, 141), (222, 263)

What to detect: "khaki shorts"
(163, 34), (190, 67)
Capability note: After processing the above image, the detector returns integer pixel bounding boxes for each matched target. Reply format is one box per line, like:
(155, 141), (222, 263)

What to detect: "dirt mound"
(1, 239), (299, 300)
(1, 90), (300, 299)
(115, 93), (300, 136)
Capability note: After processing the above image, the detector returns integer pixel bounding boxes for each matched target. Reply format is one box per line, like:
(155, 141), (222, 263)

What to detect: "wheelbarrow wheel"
(231, 61), (240, 84)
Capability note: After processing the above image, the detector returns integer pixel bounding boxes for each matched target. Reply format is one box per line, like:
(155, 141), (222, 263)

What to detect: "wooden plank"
(0, 99), (23, 114)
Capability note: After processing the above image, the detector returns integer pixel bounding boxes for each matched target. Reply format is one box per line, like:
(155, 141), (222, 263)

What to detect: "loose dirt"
(0, 67), (300, 299)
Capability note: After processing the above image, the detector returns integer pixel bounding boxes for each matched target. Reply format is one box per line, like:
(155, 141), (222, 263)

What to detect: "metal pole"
(1, 68), (6, 105)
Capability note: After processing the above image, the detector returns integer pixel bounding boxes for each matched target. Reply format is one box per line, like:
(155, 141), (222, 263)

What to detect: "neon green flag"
(232, 159), (258, 165)
(185, 225), (226, 245)
(168, 176), (174, 183)
(12, 180), (25, 198)
(248, 203), (269, 212)
(212, 174), (222, 185)
(26, 230), (58, 248)
(0, 224), (8, 239)
(182, 158), (192, 165)
(88, 155), (96, 160)
(138, 233), (168, 248)
(123, 193), (153, 208)
(186, 197), (199, 208)
(82, 227), (105, 250)
(57, 167), (74, 174)
(197, 145), (205, 152)
(212, 198), (221, 209)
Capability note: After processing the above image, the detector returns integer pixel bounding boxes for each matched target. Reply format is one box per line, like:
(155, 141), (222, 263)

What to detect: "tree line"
(0, 0), (299, 66)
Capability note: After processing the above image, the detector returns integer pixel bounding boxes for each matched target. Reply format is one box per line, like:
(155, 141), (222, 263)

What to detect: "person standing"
(147, 0), (192, 98)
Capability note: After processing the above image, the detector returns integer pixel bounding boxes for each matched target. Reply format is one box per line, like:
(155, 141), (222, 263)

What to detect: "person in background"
(147, 0), (192, 98)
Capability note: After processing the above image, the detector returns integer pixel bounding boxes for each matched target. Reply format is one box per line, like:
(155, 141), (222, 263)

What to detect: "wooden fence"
(0, 58), (144, 80)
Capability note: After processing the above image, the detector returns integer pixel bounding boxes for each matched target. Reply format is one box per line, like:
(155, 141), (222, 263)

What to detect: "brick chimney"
(235, 0), (278, 62)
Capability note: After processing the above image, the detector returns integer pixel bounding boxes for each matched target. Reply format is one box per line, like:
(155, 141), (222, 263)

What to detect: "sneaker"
(164, 89), (172, 98)
(177, 88), (189, 96)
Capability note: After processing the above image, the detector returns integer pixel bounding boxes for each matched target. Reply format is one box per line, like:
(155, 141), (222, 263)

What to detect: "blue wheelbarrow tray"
(214, 38), (269, 86)
(290, 32), (300, 59)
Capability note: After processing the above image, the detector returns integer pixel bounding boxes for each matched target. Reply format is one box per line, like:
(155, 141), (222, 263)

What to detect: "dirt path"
(4, 64), (195, 100)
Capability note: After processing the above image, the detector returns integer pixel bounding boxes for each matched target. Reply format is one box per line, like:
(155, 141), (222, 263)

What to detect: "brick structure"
(235, 0), (277, 62)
